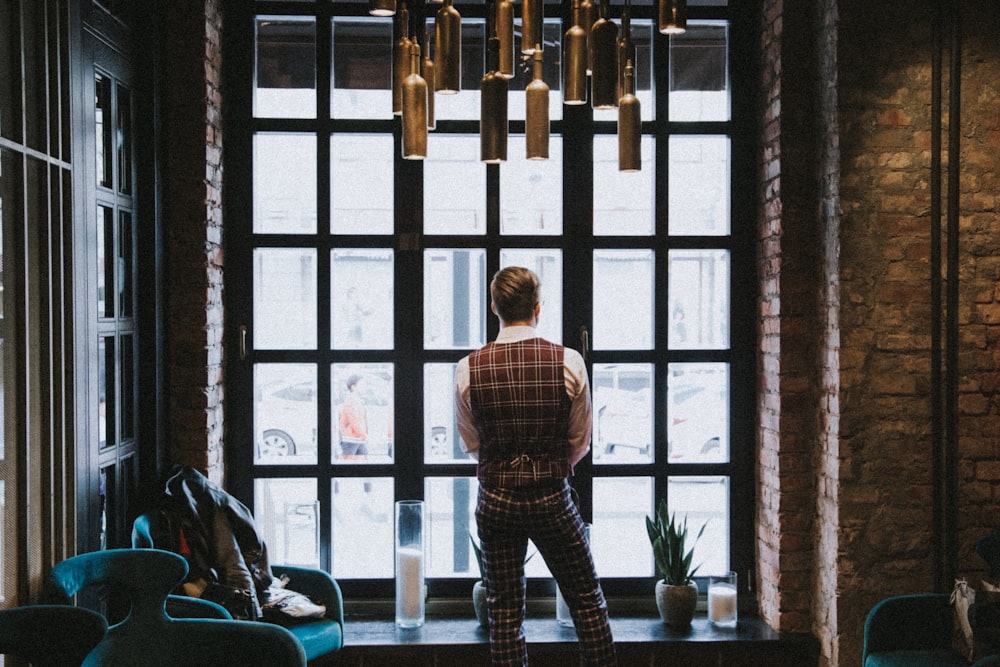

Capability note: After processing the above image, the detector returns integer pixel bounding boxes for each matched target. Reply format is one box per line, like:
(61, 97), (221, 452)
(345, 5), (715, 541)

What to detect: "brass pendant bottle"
(590, 0), (618, 109)
(480, 38), (508, 163)
(562, 0), (587, 105)
(422, 30), (436, 130)
(618, 0), (635, 104)
(368, 0), (395, 17)
(392, 5), (412, 115)
(658, 0), (687, 35)
(521, 0), (542, 55)
(618, 59), (641, 172)
(525, 46), (549, 160)
(435, 0), (462, 94)
(402, 43), (428, 159)
(581, 0), (595, 74)
(497, 0), (514, 78)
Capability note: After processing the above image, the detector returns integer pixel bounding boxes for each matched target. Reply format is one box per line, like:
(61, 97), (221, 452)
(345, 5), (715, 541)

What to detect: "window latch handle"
(579, 325), (589, 363)
(240, 325), (248, 361)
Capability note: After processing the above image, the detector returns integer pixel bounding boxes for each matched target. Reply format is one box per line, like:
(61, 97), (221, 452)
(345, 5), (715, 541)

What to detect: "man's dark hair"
(490, 266), (541, 323)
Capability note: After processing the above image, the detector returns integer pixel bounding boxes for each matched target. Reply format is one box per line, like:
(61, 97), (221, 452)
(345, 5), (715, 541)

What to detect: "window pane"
(97, 205), (113, 318)
(668, 476), (729, 576)
(118, 211), (133, 318)
(668, 249), (730, 349)
(426, 477), (478, 577)
(668, 362), (729, 463)
(331, 134), (393, 234)
(669, 135), (730, 236)
(499, 249), (562, 344)
(506, 21), (563, 122)
(332, 477), (394, 578)
(99, 336), (115, 449)
(331, 248), (394, 350)
(593, 19), (654, 123)
(332, 18), (392, 120)
(116, 84), (132, 195)
(592, 477), (653, 577)
(254, 363), (317, 463)
(256, 478), (320, 568)
(424, 248), (486, 350)
(255, 17), (316, 119)
(592, 363), (653, 464)
(254, 133), (316, 234)
(332, 363), (394, 463)
(424, 363), (475, 464)
(593, 249), (654, 350)
(500, 138), (562, 236)
(425, 136), (485, 235)
(95, 72), (112, 188)
(669, 22), (729, 122)
(253, 248), (317, 350)
(121, 335), (134, 441)
(593, 135), (654, 236)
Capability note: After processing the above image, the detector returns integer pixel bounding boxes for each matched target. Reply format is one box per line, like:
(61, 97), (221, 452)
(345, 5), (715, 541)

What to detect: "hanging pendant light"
(581, 0), (595, 75)
(618, 0), (635, 103)
(392, 5), (413, 115)
(562, 0), (587, 105)
(521, 0), (542, 55)
(658, 0), (687, 34)
(497, 0), (514, 78)
(590, 0), (618, 109)
(422, 29), (436, 130)
(525, 45), (549, 160)
(481, 37), (508, 163)
(368, 0), (396, 17)
(402, 43), (428, 159)
(435, 0), (462, 93)
(618, 58), (640, 172)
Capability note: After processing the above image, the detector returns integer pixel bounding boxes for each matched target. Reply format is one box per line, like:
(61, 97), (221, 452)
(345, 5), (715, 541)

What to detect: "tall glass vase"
(395, 500), (425, 628)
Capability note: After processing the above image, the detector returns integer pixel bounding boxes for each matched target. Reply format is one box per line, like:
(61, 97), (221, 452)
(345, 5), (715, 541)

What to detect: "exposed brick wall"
(161, 0), (225, 486)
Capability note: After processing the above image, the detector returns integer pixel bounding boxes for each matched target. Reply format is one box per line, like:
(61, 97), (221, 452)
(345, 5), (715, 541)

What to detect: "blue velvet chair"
(863, 593), (1000, 667)
(44, 548), (307, 666)
(0, 605), (107, 666)
(132, 511), (344, 661)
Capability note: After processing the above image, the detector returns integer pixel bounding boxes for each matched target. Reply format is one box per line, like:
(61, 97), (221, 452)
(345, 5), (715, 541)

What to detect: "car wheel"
(700, 437), (720, 455)
(260, 429), (296, 456)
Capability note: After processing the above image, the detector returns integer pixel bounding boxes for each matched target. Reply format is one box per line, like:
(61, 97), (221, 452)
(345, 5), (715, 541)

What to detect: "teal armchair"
(863, 593), (1000, 667)
(0, 605), (107, 666)
(43, 548), (306, 666)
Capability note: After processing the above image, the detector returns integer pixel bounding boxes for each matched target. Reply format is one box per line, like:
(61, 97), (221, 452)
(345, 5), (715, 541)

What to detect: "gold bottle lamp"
(435, 0), (462, 93)
(480, 37), (508, 163)
(618, 59), (641, 172)
(392, 5), (413, 115)
(618, 0), (635, 103)
(521, 0), (542, 55)
(422, 29), (436, 130)
(369, 0), (396, 17)
(402, 43), (428, 159)
(590, 0), (618, 110)
(581, 0), (595, 75)
(562, 0), (587, 105)
(658, 0), (687, 35)
(525, 46), (549, 160)
(497, 0), (515, 78)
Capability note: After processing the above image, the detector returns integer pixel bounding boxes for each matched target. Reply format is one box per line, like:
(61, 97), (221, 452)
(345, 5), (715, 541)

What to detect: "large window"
(227, 0), (752, 601)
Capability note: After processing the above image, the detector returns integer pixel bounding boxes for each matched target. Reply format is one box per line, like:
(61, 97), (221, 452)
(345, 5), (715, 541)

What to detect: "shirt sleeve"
(454, 356), (480, 460)
(564, 348), (592, 468)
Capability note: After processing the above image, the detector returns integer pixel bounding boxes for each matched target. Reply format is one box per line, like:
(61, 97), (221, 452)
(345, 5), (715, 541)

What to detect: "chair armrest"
(166, 594), (233, 620)
(271, 565), (344, 626)
(863, 593), (955, 658)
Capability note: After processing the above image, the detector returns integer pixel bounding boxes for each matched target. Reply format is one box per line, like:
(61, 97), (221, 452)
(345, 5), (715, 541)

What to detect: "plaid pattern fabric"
(477, 482), (617, 667)
(469, 338), (573, 488)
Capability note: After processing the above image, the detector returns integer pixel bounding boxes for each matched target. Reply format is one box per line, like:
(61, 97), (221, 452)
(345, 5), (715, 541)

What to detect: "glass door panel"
(331, 477), (394, 578)
(331, 135), (394, 234)
(592, 363), (653, 464)
(331, 248), (394, 350)
(499, 248), (562, 344)
(424, 363), (474, 464)
(253, 248), (317, 350)
(668, 249), (730, 349)
(254, 17), (317, 119)
(593, 249), (654, 350)
(253, 133), (317, 234)
(667, 362), (729, 463)
(332, 362), (394, 463)
(423, 248), (486, 350)
(254, 363), (317, 463)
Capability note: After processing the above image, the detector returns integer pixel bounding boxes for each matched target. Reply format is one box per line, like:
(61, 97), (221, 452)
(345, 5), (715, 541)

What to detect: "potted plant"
(645, 497), (706, 628)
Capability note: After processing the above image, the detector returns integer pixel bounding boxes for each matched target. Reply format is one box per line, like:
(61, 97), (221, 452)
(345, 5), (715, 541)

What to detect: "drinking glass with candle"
(395, 500), (425, 628)
(708, 571), (738, 627)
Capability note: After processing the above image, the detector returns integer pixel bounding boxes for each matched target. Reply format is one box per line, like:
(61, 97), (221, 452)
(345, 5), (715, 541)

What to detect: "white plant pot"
(473, 580), (489, 629)
(655, 579), (698, 628)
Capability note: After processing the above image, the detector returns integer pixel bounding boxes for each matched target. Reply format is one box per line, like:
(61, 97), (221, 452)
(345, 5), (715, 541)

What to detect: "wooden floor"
(318, 616), (819, 666)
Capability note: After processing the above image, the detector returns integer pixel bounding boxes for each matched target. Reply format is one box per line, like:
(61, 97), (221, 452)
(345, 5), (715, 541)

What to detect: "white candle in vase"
(708, 583), (738, 625)
(396, 546), (424, 622)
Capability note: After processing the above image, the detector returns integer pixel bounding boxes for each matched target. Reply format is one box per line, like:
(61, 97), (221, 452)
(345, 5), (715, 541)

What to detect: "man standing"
(455, 267), (616, 666)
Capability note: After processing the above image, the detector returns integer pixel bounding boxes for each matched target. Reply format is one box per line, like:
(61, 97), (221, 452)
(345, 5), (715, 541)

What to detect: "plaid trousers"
(476, 481), (617, 667)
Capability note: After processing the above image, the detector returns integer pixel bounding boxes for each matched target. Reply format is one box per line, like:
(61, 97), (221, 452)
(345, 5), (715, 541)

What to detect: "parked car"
(255, 375), (318, 461)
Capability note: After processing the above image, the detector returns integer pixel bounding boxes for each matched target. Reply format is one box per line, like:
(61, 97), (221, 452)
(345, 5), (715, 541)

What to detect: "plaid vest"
(469, 337), (573, 489)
